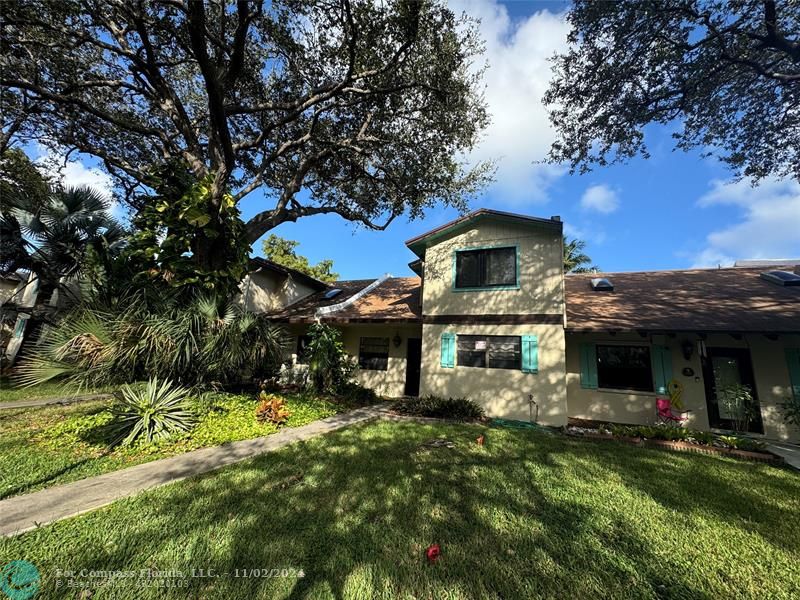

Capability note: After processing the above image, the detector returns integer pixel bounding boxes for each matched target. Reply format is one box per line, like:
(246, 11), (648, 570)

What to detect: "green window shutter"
(440, 333), (455, 368)
(786, 348), (800, 400)
(579, 343), (598, 389)
(651, 345), (673, 394)
(521, 335), (538, 373)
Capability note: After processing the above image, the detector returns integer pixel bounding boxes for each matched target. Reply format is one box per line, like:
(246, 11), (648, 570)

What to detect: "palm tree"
(563, 236), (599, 273)
(1, 185), (125, 303)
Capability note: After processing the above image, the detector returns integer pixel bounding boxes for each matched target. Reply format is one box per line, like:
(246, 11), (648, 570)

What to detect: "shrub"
(337, 381), (379, 406)
(14, 291), (289, 389)
(255, 392), (290, 425)
(392, 395), (485, 420)
(781, 394), (800, 431)
(718, 382), (757, 432)
(108, 378), (194, 446)
(717, 435), (766, 451)
(688, 431), (714, 445)
(304, 322), (356, 394)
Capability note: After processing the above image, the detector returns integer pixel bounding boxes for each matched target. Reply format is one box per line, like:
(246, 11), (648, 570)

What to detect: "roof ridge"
(566, 264), (798, 277)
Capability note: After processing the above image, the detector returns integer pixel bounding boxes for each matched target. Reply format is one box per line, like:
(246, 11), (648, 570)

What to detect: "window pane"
(455, 251), (481, 288)
(457, 335), (487, 368)
(487, 336), (521, 369)
(485, 247), (516, 286)
(596, 345), (653, 392)
(359, 337), (389, 371)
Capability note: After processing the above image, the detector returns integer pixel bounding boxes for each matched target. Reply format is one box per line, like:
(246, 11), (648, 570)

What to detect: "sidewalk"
(0, 404), (387, 537)
(766, 441), (800, 471)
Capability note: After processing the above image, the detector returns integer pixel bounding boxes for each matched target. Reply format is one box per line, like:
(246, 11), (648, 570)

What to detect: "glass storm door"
(702, 348), (763, 433)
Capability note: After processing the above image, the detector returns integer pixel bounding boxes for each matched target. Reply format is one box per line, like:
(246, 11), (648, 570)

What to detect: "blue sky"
(38, 0), (800, 281)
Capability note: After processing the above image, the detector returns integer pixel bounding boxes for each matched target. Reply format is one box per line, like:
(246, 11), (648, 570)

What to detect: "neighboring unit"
(252, 209), (800, 443)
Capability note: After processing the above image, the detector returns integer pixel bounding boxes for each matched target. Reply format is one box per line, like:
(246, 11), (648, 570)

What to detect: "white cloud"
(35, 147), (114, 200)
(580, 184), (620, 214)
(451, 0), (570, 203)
(692, 177), (800, 267)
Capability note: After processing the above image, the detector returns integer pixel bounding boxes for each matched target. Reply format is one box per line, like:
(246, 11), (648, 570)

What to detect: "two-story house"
(254, 209), (800, 443)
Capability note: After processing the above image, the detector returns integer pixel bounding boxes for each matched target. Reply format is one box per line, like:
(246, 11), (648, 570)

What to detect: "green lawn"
(0, 392), (339, 499)
(0, 380), (117, 403)
(2, 422), (798, 599)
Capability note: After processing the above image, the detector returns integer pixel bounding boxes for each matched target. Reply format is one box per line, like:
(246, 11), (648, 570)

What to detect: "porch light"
(393, 333), (402, 348)
(681, 339), (694, 361)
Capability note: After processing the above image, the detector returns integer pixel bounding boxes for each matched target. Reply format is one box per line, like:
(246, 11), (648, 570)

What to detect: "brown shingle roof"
(565, 266), (800, 333)
(269, 277), (422, 323)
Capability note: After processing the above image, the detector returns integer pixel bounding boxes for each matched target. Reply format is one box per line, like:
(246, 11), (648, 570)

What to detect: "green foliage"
(1, 392), (340, 497)
(0, 170), (124, 299)
(718, 383), (757, 432)
(1, 1), (492, 254)
(0, 148), (50, 210)
(4, 421), (800, 598)
(305, 322), (356, 395)
(262, 234), (339, 283)
(780, 394), (800, 431)
(392, 395), (485, 420)
(124, 164), (249, 298)
(606, 424), (765, 451)
(14, 292), (288, 389)
(545, 1), (799, 183)
(563, 236), (598, 274)
(336, 381), (380, 406)
(108, 378), (193, 447)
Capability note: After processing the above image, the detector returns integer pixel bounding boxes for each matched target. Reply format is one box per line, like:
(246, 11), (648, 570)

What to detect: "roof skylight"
(590, 277), (614, 292)
(323, 288), (343, 299)
(759, 270), (800, 287)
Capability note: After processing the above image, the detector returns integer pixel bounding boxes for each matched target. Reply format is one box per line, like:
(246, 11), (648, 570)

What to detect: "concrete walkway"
(0, 404), (388, 537)
(767, 442), (800, 471)
(0, 392), (113, 411)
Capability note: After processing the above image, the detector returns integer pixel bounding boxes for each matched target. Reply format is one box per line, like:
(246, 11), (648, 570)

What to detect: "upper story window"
(454, 246), (517, 289)
(596, 344), (653, 392)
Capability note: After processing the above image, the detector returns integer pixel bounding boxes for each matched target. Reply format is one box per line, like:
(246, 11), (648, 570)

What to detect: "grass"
(0, 379), (118, 403)
(0, 392), (339, 499)
(2, 421), (798, 599)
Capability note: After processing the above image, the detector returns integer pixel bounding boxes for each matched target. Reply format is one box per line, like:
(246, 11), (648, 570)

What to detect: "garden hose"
(668, 379), (684, 410)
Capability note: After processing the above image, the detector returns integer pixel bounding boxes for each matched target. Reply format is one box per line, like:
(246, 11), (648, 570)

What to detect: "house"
(248, 209), (800, 443)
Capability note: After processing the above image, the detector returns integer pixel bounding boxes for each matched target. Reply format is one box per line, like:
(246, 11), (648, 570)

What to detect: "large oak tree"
(545, 0), (799, 182)
(0, 0), (490, 271)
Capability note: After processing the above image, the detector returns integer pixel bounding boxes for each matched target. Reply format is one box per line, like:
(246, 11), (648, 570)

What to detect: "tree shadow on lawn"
(573, 437), (800, 554)
(10, 423), (799, 599)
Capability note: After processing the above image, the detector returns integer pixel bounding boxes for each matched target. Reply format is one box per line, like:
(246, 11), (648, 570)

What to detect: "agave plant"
(108, 378), (194, 446)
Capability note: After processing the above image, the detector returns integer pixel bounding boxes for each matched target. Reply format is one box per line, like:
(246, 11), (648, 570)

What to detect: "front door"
(404, 338), (422, 396)
(702, 347), (763, 433)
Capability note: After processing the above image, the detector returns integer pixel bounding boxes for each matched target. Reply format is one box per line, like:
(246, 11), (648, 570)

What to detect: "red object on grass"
(476, 435), (485, 446)
(426, 544), (441, 562)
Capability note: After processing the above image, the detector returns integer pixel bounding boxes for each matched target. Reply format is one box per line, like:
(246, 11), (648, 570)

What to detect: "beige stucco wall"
(286, 323), (423, 398)
(420, 220), (564, 317)
(565, 332), (800, 443)
(419, 323), (568, 426)
(240, 270), (317, 313)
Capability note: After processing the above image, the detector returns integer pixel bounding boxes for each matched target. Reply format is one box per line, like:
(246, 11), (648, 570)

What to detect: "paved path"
(0, 404), (388, 537)
(767, 442), (800, 471)
(0, 393), (113, 411)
